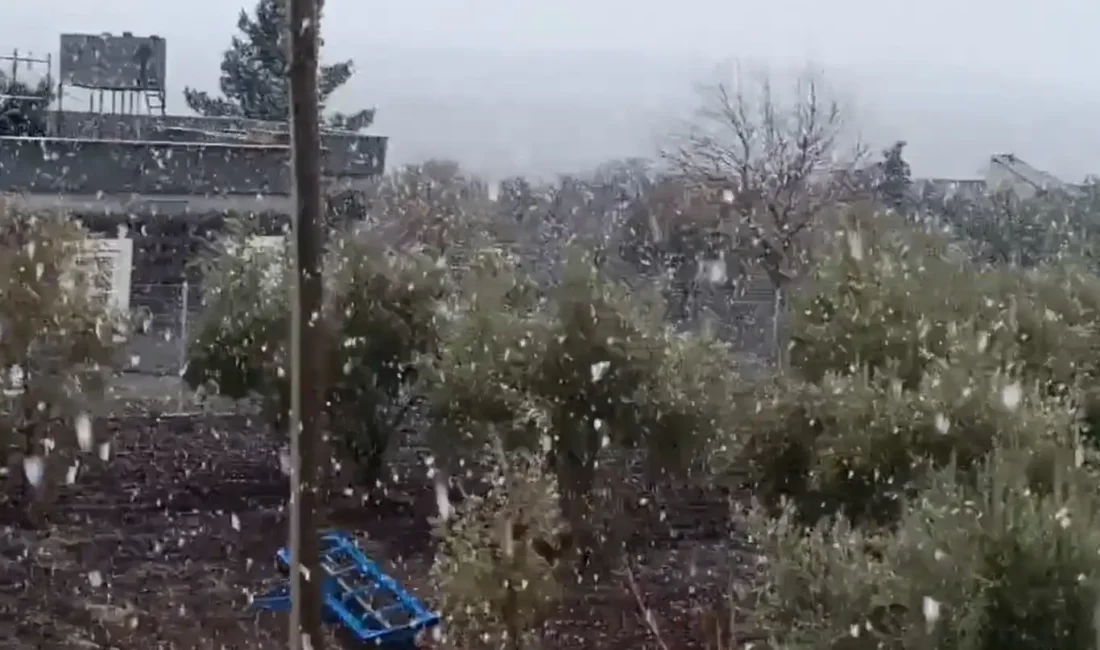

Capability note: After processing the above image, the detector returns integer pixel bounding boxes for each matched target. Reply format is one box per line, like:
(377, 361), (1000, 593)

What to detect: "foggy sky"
(4, 0), (1099, 181)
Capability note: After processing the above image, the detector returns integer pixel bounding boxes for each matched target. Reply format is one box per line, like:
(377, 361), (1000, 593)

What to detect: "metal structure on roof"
(0, 49), (52, 102)
(987, 153), (1081, 198)
(58, 32), (167, 115)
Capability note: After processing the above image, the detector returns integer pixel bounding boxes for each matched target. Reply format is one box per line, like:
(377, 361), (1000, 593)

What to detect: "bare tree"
(666, 65), (865, 290)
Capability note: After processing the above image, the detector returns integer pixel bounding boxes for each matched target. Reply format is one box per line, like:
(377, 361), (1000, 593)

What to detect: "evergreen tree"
(184, 0), (374, 128)
(878, 140), (913, 212)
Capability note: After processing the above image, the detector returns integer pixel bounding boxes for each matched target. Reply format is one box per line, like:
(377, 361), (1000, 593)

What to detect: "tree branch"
(665, 65), (861, 286)
(624, 565), (671, 650)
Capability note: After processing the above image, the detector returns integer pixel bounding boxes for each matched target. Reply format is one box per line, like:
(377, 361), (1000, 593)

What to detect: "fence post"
(177, 281), (189, 413)
(772, 287), (788, 370)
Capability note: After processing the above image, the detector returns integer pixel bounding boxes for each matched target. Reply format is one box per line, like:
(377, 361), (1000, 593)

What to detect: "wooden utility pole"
(286, 0), (327, 647)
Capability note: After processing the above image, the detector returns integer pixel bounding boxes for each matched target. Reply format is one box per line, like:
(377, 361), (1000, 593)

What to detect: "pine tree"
(184, 0), (374, 128)
(878, 140), (912, 212)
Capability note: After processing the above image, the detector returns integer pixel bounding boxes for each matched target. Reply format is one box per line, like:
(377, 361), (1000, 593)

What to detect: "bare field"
(0, 412), (745, 650)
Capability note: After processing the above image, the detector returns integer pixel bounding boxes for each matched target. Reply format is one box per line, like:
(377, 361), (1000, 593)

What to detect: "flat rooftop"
(0, 111), (387, 201)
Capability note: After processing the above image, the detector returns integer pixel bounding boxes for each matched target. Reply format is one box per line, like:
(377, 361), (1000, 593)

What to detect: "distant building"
(914, 154), (1081, 202)
(984, 153), (1081, 199)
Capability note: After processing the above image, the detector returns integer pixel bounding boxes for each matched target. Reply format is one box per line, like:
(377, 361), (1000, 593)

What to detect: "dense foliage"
(748, 451), (1100, 650)
(733, 200), (1100, 648)
(0, 208), (120, 508)
(432, 448), (567, 650)
(184, 223), (446, 485)
(183, 0), (374, 128)
(425, 248), (738, 564)
(176, 151), (1100, 647)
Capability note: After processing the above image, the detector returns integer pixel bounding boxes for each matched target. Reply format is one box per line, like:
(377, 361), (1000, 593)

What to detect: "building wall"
(0, 133), (385, 196)
(49, 111), (385, 177)
(0, 116), (386, 377)
(5, 192), (293, 216)
(1, 137), (289, 195)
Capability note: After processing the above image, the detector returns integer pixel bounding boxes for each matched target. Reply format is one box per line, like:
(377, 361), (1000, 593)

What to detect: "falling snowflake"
(1000, 383), (1022, 411)
(846, 229), (864, 261)
(590, 361), (610, 382)
(279, 445), (292, 476)
(922, 596), (941, 629)
(434, 476), (453, 521)
(22, 456), (44, 488)
(934, 413), (950, 434)
(75, 413), (93, 452)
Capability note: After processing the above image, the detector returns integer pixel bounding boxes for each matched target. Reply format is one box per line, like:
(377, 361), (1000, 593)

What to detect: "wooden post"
(286, 0), (327, 647)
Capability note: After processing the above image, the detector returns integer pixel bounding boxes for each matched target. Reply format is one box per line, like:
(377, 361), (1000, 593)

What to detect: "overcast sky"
(4, 0), (1100, 180)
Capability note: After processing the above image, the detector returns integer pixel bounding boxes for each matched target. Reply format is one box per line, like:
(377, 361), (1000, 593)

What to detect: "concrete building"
(0, 33), (390, 374)
(1, 111), (386, 216)
(0, 113), (387, 374)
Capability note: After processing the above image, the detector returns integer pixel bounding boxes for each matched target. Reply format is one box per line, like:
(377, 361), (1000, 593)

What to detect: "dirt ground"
(0, 412), (745, 650)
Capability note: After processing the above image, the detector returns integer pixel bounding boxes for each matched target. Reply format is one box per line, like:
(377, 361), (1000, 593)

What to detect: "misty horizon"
(3, 0), (1099, 182)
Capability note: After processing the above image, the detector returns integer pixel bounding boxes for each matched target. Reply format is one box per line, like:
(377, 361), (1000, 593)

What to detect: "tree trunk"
(555, 430), (600, 577)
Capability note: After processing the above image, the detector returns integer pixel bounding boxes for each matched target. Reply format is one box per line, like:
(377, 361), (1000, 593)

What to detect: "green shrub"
(429, 249), (738, 561)
(792, 209), (1100, 398)
(790, 210), (988, 388)
(423, 247), (745, 580)
(425, 247), (547, 456)
(0, 208), (119, 510)
(748, 447), (1100, 650)
(431, 447), (567, 650)
(739, 367), (1079, 525)
(930, 182), (1100, 266)
(323, 236), (448, 482)
(763, 208), (1100, 524)
(185, 224), (447, 485)
(638, 328), (744, 478)
(184, 223), (289, 419)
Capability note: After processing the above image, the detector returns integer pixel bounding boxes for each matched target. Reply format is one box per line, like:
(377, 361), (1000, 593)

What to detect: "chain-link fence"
(675, 285), (784, 367)
(116, 281), (783, 393)
(723, 298), (783, 361)
(124, 282), (201, 377)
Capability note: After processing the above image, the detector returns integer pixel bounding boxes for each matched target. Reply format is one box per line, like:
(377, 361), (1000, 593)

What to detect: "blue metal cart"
(253, 529), (440, 648)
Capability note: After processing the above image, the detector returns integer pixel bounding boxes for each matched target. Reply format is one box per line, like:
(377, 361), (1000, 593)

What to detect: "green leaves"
(744, 205), (1100, 650)
(431, 449), (566, 650)
(0, 208), (119, 470)
(750, 457), (1100, 650)
(183, 0), (368, 123)
(185, 223), (446, 486)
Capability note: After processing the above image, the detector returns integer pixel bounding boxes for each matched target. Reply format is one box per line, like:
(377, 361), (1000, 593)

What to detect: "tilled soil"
(0, 413), (747, 650)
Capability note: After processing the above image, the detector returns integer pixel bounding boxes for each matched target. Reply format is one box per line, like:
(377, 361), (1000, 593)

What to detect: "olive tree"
(0, 207), (120, 520)
(427, 248), (738, 569)
(184, 222), (448, 488)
